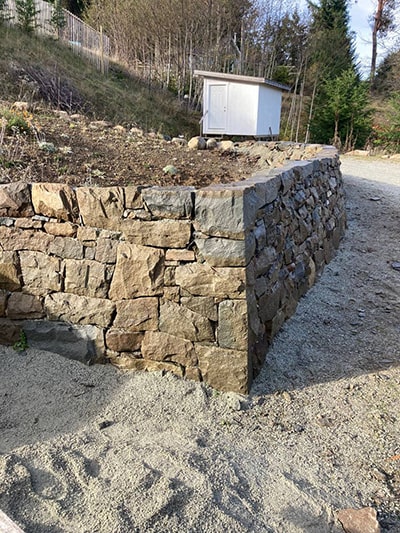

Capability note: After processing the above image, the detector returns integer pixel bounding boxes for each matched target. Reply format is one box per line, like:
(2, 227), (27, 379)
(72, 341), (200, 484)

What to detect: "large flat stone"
(0, 227), (54, 252)
(175, 263), (246, 299)
(64, 259), (111, 298)
(195, 233), (255, 267)
(109, 243), (164, 300)
(0, 319), (22, 345)
(194, 186), (259, 239)
(76, 187), (124, 229)
(113, 298), (159, 331)
(31, 183), (77, 221)
(0, 182), (33, 217)
(196, 344), (249, 393)
(217, 299), (248, 351)
(159, 300), (214, 342)
(180, 296), (218, 321)
(45, 293), (115, 327)
(120, 219), (192, 248)
(19, 251), (61, 295)
(141, 186), (194, 219)
(23, 320), (105, 363)
(141, 330), (196, 366)
(48, 236), (84, 259)
(105, 330), (144, 352)
(6, 293), (44, 320)
(0, 251), (20, 291)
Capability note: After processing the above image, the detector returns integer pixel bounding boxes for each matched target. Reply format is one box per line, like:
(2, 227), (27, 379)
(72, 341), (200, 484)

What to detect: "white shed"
(194, 70), (290, 137)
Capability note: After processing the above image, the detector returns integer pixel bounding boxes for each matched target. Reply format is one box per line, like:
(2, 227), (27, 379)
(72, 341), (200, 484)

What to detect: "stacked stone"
(0, 144), (345, 393)
(245, 154), (346, 375)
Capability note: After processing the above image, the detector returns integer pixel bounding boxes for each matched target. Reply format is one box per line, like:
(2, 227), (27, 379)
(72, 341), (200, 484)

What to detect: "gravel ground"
(0, 155), (399, 532)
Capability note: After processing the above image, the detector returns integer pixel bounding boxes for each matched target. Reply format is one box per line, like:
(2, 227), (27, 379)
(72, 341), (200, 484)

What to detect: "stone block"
(0, 251), (20, 291)
(113, 298), (158, 331)
(64, 259), (112, 298)
(19, 251), (61, 295)
(107, 354), (184, 377)
(124, 186), (143, 209)
(109, 243), (164, 300)
(337, 507), (380, 533)
(196, 344), (248, 394)
(180, 296), (218, 321)
(0, 227), (54, 252)
(23, 320), (105, 363)
(95, 238), (119, 264)
(259, 284), (282, 323)
(105, 330), (144, 352)
(195, 187), (249, 239)
(165, 249), (195, 262)
(160, 300), (214, 342)
(44, 222), (77, 237)
(48, 236), (84, 259)
(15, 218), (43, 229)
(120, 219), (192, 248)
(141, 187), (194, 219)
(31, 183), (77, 221)
(217, 300), (248, 351)
(195, 233), (255, 267)
(76, 186), (124, 229)
(0, 319), (22, 345)
(142, 331), (197, 366)
(175, 263), (246, 299)
(0, 182), (33, 217)
(7, 293), (44, 319)
(45, 293), (115, 328)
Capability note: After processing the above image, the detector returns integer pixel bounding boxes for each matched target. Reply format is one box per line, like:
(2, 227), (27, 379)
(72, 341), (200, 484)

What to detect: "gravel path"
(0, 156), (399, 533)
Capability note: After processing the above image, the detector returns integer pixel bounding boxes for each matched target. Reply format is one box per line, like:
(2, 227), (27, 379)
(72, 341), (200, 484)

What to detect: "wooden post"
(100, 25), (105, 75)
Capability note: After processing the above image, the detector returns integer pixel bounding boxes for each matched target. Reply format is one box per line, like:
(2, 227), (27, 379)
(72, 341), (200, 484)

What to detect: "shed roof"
(194, 70), (290, 91)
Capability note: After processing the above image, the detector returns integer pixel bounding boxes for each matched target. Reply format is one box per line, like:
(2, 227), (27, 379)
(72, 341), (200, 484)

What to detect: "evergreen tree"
(306, 0), (370, 148)
(310, 69), (372, 149)
(307, 0), (356, 79)
(15, 0), (39, 33)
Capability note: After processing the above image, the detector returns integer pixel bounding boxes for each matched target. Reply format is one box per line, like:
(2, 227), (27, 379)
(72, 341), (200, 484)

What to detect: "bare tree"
(370, 0), (396, 81)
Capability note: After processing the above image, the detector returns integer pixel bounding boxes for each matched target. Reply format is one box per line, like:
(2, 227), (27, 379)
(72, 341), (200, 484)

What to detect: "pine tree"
(307, 0), (356, 79)
(306, 0), (370, 148)
(15, 0), (39, 33)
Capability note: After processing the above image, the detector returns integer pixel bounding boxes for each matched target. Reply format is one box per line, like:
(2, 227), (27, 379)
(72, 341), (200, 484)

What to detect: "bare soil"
(0, 156), (399, 533)
(0, 107), (259, 187)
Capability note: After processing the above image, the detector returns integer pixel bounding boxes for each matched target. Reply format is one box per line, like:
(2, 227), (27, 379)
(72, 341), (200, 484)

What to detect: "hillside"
(0, 25), (264, 187)
(0, 24), (198, 135)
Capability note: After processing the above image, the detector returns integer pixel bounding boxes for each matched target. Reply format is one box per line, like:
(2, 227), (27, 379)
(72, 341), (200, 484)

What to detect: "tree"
(370, 0), (396, 82)
(306, 0), (360, 145)
(15, 0), (39, 33)
(49, 0), (66, 36)
(307, 0), (356, 80)
(309, 68), (372, 149)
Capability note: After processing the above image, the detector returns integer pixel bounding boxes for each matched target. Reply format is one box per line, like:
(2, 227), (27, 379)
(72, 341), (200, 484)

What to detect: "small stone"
(391, 261), (400, 272)
(188, 136), (206, 150)
(163, 164), (178, 176)
(336, 507), (380, 533)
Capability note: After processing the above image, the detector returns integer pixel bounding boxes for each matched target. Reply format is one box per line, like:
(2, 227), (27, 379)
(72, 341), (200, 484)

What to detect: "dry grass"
(0, 24), (199, 136)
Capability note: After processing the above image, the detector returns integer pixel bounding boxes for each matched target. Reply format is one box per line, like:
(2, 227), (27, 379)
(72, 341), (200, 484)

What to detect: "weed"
(13, 330), (28, 352)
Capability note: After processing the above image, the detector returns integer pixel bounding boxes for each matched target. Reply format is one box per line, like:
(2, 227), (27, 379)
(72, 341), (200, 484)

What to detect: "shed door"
(207, 83), (227, 131)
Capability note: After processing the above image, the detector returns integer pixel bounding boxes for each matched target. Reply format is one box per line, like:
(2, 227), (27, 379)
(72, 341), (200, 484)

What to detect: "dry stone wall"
(0, 144), (345, 393)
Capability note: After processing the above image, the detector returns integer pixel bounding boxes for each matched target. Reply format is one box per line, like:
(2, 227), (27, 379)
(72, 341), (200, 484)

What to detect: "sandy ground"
(0, 155), (400, 533)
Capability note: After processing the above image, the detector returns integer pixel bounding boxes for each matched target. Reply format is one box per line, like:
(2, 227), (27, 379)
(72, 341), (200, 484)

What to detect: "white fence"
(3, 0), (109, 73)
